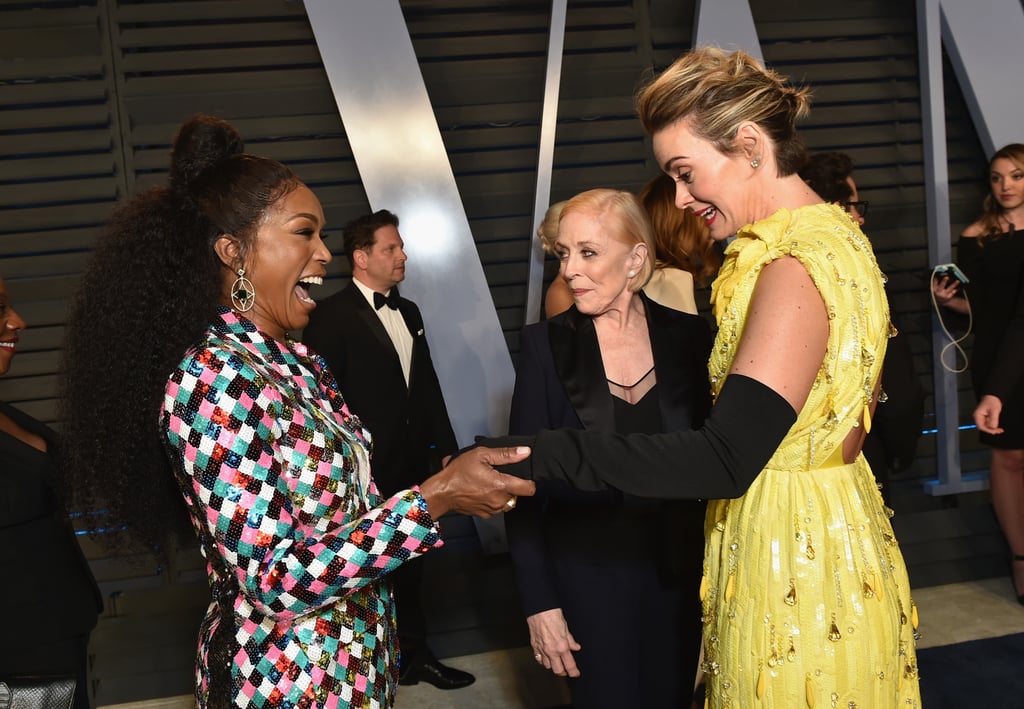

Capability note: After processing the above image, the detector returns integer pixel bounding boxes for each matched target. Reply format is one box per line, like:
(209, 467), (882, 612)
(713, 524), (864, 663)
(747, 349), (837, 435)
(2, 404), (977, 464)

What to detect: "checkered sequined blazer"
(161, 308), (443, 708)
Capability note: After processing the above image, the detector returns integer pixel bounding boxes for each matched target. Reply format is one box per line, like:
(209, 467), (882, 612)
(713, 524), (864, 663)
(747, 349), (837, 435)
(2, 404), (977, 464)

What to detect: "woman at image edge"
(934, 143), (1024, 604)
(490, 47), (921, 707)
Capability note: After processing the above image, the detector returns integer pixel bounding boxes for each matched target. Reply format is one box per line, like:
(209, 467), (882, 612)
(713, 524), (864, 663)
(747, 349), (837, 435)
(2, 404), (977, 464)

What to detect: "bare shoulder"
(961, 222), (984, 238)
(731, 255), (827, 411)
(754, 255), (819, 298)
(746, 256), (825, 339)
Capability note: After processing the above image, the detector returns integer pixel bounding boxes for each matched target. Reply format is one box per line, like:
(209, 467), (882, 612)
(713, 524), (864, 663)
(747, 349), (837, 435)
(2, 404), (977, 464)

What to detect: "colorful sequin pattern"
(161, 308), (443, 708)
(701, 204), (921, 707)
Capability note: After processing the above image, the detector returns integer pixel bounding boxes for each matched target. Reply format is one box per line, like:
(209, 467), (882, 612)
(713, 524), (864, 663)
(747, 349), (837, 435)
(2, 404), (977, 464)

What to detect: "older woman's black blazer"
(506, 293), (712, 616)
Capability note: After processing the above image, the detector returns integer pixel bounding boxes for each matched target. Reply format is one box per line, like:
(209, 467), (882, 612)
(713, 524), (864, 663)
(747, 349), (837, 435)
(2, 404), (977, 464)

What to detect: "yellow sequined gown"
(700, 204), (921, 708)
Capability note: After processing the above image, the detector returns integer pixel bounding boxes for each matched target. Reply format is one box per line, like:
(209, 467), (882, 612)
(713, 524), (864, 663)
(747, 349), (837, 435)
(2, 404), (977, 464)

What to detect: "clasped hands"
(418, 445), (535, 519)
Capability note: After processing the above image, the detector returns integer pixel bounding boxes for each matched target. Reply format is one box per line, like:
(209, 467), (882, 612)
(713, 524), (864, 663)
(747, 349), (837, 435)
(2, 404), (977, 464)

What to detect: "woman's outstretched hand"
(419, 445), (534, 519)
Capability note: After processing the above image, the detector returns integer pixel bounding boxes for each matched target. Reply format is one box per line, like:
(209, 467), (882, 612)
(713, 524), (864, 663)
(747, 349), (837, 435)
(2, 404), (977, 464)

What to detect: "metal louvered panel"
(0, 1), (123, 428)
(109, 0), (361, 245)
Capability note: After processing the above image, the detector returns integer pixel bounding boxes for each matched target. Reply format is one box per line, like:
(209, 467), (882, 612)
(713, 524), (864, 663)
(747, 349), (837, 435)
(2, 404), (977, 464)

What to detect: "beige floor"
(99, 576), (1024, 709)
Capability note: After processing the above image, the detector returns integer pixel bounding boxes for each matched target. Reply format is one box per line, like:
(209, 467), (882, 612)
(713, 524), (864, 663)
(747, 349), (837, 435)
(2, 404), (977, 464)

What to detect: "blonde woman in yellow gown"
(491, 47), (920, 707)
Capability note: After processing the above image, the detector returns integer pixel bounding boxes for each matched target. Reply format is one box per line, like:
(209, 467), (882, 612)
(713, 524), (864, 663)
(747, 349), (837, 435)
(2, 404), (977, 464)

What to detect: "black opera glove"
(482, 373), (797, 500)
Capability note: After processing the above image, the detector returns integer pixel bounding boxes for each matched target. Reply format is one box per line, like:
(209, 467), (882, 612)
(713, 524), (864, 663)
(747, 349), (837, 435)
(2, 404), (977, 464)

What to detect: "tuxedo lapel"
(548, 308), (615, 432)
(396, 298), (426, 388)
(396, 295), (420, 336)
(645, 293), (692, 432)
(344, 284), (405, 383)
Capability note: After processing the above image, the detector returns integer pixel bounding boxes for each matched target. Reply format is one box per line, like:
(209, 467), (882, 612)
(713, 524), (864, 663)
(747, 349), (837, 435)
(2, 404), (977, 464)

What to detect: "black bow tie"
(373, 290), (400, 311)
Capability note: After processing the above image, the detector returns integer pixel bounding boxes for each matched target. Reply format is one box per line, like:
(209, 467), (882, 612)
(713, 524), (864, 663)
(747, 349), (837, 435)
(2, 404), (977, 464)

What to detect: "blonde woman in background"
(537, 201), (575, 317)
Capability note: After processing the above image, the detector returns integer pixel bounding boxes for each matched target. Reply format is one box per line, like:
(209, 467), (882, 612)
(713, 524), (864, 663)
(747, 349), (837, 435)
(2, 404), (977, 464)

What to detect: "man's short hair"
(343, 209), (400, 269)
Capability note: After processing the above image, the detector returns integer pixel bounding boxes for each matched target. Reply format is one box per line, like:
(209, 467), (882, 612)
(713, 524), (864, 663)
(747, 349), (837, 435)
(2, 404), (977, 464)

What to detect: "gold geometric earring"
(230, 268), (255, 312)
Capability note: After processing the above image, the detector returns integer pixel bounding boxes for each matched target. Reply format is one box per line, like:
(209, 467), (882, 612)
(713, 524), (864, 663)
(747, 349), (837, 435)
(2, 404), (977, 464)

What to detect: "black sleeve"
(983, 266), (1024, 401)
(957, 235), (983, 283)
(488, 373), (797, 500)
(504, 325), (561, 616)
(508, 325), (553, 436)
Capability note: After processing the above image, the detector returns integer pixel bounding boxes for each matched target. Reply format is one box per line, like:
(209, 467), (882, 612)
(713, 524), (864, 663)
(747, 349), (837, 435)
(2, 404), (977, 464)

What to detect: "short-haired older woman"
(491, 48), (920, 707)
(507, 188), (712, 707)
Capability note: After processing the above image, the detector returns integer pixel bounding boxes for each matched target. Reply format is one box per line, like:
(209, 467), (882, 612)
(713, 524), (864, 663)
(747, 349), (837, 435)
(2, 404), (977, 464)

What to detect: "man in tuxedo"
(302, 209), (473, 690)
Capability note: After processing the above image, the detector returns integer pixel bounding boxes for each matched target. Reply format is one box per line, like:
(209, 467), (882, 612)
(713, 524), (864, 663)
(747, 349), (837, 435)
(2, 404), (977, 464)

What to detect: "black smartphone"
(933, 263), (969, 285)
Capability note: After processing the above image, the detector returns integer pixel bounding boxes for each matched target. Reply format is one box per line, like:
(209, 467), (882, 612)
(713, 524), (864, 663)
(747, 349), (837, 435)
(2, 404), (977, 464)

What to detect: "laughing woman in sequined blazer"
(59, 115), (532, 709)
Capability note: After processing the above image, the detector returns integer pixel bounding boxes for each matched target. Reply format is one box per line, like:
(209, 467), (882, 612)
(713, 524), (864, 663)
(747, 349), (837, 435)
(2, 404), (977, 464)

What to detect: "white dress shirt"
(352, 277), (414, 387)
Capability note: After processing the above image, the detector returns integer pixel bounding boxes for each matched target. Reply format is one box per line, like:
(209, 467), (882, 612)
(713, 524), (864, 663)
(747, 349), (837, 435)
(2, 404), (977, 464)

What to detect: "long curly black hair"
(59, 115), (301, 559)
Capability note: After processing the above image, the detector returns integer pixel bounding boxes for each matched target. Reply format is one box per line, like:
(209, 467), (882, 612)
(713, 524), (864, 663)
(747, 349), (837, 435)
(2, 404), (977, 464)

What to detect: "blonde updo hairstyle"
(559, 188), (655, 293)
(636, 47), (812, 176)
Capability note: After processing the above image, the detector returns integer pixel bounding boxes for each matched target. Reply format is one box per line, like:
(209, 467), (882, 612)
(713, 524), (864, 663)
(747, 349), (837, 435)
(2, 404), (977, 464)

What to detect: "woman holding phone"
(933, 143), (1024, 603)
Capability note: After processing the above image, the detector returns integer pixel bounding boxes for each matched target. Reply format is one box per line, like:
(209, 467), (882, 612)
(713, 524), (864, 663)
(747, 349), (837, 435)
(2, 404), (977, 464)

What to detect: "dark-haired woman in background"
(59, 114), (533, 708)
(933, 143), (1024, 603)
(0, 276), (102, 709)
(508, 189), (711, 707)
